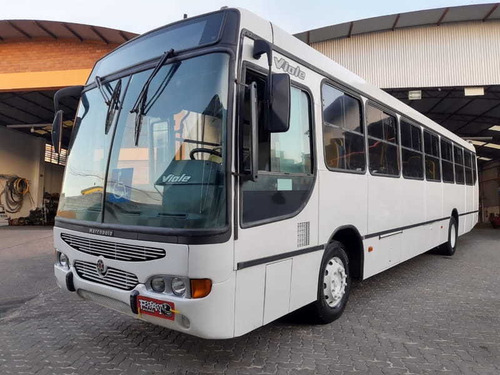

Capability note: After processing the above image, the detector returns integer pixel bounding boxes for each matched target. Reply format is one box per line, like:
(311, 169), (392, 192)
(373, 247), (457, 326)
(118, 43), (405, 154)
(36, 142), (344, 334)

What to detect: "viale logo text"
(274, 57), (305, 80)
(162, 174), (192, 183)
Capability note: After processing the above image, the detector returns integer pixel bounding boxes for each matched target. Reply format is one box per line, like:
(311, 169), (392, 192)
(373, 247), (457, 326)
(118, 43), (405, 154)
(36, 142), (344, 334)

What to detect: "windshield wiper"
(104, 79), (122, 134)
(95, 76), (122, 134)
(130, 49), (176, 146)
(95, 76), (112, 105)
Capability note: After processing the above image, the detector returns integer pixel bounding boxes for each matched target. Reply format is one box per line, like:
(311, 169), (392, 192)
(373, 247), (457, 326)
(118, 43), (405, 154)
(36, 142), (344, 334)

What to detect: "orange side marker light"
(368, 246), (374, 253)
(190, 279), (212, 299)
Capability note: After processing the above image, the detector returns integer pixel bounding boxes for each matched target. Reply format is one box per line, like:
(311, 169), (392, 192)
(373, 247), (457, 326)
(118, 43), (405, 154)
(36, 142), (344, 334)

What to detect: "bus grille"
(61, 233), (165, 262)
(74, 260), (139, 291)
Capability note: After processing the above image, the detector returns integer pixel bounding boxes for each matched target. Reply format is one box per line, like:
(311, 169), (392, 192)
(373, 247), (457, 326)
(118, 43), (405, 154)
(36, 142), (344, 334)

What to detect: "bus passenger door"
(233, 43), (319, 336)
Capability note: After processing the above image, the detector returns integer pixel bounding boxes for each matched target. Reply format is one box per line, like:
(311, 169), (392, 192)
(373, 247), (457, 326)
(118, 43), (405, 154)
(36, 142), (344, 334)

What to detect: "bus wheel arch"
(328, 226), (364, 281)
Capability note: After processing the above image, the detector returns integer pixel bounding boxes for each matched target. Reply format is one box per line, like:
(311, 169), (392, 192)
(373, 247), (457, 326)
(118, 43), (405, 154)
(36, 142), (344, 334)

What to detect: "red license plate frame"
(137, 295), (175, 321)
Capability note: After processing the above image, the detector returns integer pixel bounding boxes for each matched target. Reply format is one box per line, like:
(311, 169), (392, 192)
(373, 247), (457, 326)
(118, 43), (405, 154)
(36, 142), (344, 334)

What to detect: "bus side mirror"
(51, 110), (63, 154)
(52, 85), (83, 154)
(252, 39), (290, 133)
(268, 73), (290, 133)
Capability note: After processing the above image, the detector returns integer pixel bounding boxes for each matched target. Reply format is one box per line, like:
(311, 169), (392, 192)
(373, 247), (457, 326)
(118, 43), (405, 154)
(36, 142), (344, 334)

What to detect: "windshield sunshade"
(88, 12), (224, 82)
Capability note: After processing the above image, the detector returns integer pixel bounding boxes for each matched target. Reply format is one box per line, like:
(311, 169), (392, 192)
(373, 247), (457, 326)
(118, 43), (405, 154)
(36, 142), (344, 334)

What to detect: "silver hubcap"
(323, 256), (347, 308)
(450, 223), (456, 248)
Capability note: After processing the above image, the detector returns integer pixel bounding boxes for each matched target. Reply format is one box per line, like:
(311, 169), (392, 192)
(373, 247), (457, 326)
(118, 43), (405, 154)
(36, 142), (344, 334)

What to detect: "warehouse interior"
(0, 19), (136, 225)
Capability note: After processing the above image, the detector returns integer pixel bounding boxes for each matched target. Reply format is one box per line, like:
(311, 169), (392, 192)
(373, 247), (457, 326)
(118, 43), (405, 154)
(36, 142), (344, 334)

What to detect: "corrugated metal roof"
(295, 3), (500, 43)
(0, 19), (137, 44)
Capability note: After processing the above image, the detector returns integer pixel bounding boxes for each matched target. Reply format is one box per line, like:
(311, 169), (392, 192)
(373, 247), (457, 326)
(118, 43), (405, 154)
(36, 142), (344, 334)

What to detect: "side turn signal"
(190, 279), (212, 299)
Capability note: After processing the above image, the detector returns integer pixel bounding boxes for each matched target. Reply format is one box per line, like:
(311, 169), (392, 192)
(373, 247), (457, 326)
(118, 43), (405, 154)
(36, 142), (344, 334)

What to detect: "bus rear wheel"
(440, 216), (458, 256)
(311, 241), (351, 324)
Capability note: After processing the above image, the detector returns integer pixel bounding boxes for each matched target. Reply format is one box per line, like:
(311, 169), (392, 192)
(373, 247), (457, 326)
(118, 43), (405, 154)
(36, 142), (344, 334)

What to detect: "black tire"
(311, 241), (351, 324)
(440, 216), (458, 256)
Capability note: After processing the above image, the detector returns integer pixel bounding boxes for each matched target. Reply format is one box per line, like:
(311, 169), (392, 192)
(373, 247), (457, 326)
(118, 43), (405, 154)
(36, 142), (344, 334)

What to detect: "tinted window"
(424, 131), (440, 181)
(400, 120), (423, 179)
(367, 105), (399, 176)
(441, 139), (454, 183)
(454, 145), (465, 185)
(322, 84), (365, 172)
(464, 150), (473, 185)
(472, 154), (477, 184)
(464, 150), (471, 168)
(424, 131), (440, 157)
(322, 85), (363, 133)
(401, 120), (422, 151)
(367, 105), (397, 143)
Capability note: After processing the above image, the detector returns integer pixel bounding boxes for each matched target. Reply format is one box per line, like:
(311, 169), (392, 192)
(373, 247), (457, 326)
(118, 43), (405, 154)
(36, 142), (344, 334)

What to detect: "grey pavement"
(0, 227), (55, 317)
(0, 227), (499, 374)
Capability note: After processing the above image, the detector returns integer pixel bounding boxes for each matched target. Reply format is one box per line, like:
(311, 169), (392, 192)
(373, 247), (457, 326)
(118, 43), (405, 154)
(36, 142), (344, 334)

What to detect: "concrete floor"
(0, 227), (55, 317)
(0, 227), (499, 374)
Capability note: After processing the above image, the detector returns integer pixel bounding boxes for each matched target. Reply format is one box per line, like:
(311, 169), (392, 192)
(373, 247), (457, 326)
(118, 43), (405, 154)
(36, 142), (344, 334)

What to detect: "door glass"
(240, 69), (314, 226)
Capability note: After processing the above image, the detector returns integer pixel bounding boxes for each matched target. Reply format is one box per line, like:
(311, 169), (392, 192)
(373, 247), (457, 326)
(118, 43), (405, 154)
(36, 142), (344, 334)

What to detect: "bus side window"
(240, 68), (314, 226)
(472, 154), (477, 184)
(424, 131), (441, 181)
(366, 104), (399, 176)
(454, 145), (465, 185)
(400, 119), (423, 179)
(464, 150), (473, 185)
(441, 139), (455, 183)
(321, 83), (365, 172)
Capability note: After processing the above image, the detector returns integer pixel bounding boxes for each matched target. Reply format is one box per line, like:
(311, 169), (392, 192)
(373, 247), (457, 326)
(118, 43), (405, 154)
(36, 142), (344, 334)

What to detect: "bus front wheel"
(312, 241), (351, 324)
(440, 216), (458, 256)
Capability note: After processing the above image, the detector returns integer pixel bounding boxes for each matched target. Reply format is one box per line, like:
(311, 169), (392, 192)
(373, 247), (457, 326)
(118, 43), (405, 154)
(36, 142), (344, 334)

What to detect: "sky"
(0, 0), (496, 34)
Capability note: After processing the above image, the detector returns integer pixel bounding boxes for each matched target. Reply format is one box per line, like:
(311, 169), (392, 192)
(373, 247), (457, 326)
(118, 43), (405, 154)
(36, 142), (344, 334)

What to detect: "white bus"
(52, 8), (478, 339)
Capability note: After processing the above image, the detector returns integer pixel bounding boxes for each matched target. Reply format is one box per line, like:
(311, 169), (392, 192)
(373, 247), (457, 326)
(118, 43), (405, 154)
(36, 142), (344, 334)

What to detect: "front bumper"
(55, 264), (235, 339)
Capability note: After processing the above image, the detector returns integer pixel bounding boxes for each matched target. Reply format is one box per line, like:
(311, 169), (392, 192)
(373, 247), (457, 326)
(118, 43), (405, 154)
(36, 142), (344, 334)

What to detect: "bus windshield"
(58, 53), (230, 230)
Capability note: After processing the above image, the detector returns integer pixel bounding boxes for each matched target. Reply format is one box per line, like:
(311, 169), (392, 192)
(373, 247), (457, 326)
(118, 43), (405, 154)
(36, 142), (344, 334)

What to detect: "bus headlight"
(146, 276), (211, 298)
(57, 251), (70, 270)
(151, 277), (166, 293)
(171, 277), (187, 297)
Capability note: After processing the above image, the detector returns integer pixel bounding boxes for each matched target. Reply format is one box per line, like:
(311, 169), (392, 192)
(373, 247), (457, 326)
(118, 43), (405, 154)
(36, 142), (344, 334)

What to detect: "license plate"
(137, 296), (175, 321)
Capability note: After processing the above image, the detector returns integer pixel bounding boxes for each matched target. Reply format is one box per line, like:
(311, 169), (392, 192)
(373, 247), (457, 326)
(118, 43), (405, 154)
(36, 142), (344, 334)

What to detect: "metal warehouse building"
(295, 2), (500, 222)
(0, 20), (136, 221)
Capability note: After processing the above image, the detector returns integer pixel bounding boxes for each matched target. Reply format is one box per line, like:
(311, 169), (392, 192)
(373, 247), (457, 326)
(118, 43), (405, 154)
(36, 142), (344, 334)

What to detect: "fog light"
(151, 277), (166, 292)
(180, 314), (190, 329)
(171, 277), (187, 297)
(57, 252), (69, 269)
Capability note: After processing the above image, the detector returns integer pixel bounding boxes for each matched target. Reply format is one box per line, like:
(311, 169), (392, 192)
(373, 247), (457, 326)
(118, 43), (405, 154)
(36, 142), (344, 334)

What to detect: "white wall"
(312, 21), (500, 89)
(0, 126), (45, 219)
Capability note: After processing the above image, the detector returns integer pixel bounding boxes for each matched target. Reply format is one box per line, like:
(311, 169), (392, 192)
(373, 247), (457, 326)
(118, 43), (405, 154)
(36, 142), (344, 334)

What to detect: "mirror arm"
(249, 82), (259, 181)
(54, 85), (84, 112)
(253, 39), (273, 120)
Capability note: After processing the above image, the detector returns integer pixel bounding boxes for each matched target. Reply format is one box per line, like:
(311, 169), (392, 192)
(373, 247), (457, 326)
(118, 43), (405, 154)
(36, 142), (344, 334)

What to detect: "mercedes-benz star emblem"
(96, 258), (107, 277)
